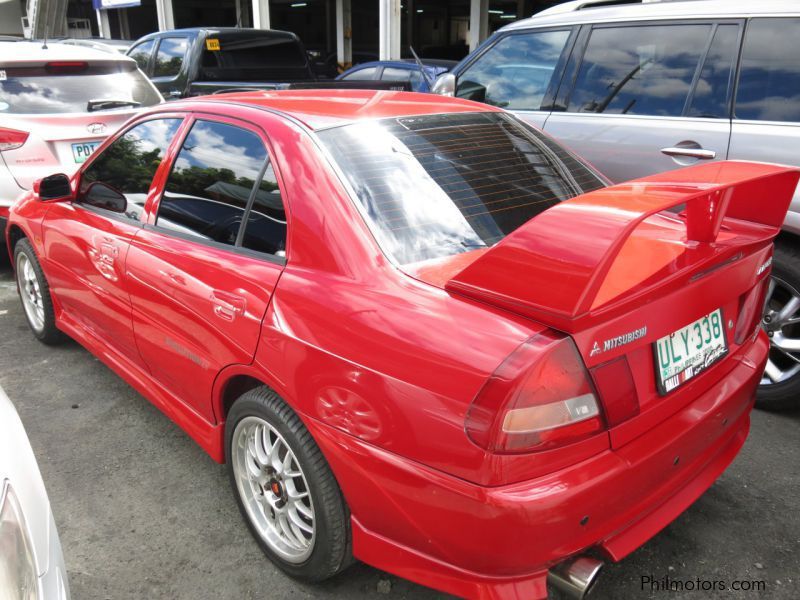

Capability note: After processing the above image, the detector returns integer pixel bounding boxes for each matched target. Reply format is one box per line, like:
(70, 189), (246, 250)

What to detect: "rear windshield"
(0, 63), (161, 114)
(200, 33), (310, 82)
(317, 112), (606, 265)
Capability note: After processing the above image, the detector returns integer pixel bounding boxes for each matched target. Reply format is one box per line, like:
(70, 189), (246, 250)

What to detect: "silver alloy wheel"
(16, 252), (45, 333)
(761, 276), (800, 386)
(232, 416), (316, 563)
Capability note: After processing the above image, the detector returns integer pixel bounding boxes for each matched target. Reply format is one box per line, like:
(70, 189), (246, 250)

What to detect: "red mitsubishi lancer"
(6, 90), (797, 600)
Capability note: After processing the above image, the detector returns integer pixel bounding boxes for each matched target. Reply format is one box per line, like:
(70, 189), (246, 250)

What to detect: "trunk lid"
(438, 161), (800, 446)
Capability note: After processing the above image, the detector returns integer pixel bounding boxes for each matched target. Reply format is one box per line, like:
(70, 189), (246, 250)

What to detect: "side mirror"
(35, 174), (72, 201)
(84, 182), (127, 213)
(431, 72), (456, 96)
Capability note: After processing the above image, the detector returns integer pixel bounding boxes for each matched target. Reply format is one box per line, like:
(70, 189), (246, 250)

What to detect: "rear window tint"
(200, 33), (309, 82)
(0, 64), (161, 114)
(318, 112), (605, 265)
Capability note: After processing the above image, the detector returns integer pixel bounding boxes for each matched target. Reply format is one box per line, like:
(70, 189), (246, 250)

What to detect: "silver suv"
(434, 0), (800, 410)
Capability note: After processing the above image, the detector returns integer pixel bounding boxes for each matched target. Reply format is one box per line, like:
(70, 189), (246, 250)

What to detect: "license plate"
(71, 141), (100, 163)
(654, 308), (728, 394)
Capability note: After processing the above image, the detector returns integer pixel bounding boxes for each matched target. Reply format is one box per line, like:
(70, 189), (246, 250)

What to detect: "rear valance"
(446, 161), (800, 332)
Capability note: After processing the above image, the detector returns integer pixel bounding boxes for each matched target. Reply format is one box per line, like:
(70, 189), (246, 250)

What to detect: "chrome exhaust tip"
(547, 556), (604, 599)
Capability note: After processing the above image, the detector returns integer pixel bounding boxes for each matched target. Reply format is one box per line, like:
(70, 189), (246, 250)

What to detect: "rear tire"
(757, 242), (800, 411)
(225, 387), (353, 581)
(13, 238), (64, 345)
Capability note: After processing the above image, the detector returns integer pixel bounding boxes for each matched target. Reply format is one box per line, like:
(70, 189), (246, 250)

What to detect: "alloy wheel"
(761, 276), (800, 386)
(231, 416), (316, 563)
(16, 252), (45, 333)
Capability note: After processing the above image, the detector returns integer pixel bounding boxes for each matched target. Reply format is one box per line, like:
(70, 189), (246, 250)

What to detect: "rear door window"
(154, 37), (188, 78)
(342, 66), (377, 80)
(456, 30), (571, 110)
(128, 39), (155, 72)
(736, 18), (800, 122)
(156, 119), (286, 257)
(686, 24), (739, 119)
(567, 24), (712, 116)
(80, 118), (183, 221)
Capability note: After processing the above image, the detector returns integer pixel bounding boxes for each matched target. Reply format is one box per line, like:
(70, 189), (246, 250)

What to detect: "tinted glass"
(381, 67), (425, 91)
(200, 33), (310, 82)
(736, 18), (800, 122)
(154, 37), (188, 78)
(568, 24), (711, 116)
(80, 118), (182, 220)
(318, 112), (605, 265)
(0, 65), (162, 114)
(241, 162), (287, 257)
(157, 120), (268, 246)
(128, 40), (155, 71)
(456, 30), (570, 110)
(343, 67), (377, 80)
(687, 24), (738, 119)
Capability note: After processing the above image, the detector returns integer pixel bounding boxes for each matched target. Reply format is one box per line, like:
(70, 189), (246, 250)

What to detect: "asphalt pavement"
(0, 258), (798, 600)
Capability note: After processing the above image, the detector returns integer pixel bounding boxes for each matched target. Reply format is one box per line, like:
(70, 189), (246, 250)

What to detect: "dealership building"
(3, 0), (559, 66)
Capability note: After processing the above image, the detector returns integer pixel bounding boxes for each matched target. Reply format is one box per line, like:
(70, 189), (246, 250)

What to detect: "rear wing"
(446, 161), (800, 332)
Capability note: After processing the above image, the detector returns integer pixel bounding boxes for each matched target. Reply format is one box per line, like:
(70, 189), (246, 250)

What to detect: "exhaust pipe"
(547, 556), (604, 599)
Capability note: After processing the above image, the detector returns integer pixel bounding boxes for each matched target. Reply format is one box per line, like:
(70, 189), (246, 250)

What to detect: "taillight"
(735, 276), (769, 344)
(45, 61), (88, 74)
(590, 356), (639, 427)
(0, 127), (28, 152)
(465, 330), (605, 454)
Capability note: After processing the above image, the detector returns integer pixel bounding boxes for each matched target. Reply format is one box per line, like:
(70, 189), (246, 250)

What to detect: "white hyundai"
(0, 41), (162, 233)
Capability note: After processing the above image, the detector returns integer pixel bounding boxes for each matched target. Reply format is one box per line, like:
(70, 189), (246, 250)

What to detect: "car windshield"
(0, 63), (161, 114)
(317, 112), (606, 265)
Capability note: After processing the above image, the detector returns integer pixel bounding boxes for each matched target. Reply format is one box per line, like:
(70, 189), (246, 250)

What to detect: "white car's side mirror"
(432, 73), (456, 96)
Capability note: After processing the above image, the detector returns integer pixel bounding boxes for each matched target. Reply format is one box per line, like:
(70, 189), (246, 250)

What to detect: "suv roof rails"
(535, 0), (675, 18)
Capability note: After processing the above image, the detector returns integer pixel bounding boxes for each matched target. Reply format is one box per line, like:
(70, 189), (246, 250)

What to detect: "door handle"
(210, 291), (246, 322)
(660, 147), (716, 160)
(159, 270), (186, 286)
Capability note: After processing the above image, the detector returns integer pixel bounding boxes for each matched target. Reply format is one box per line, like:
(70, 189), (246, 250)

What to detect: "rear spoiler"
(446, 161), (800, 332)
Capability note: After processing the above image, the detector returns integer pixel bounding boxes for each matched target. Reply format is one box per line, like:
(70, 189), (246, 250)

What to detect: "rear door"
(127, 115), (288, 422)
(453, 27), (575, 128)
(42, 117), (184, 366)
(543, 21), (740, 182)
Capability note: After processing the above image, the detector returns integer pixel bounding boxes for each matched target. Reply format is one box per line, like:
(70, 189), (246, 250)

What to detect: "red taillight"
(0, 127), (28, 152)
(735, 276), (769, 344)
(45, 61), (88, 74)
(465, 330), (605, 454)
(590, 356), (639, 427)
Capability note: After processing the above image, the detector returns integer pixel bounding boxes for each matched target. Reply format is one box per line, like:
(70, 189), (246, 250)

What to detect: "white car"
(0, 385), (70, 599)
(0, 41), (162, 232)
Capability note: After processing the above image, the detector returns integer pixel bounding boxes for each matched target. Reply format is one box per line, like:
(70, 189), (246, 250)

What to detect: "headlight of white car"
(0, 482), (39, 600)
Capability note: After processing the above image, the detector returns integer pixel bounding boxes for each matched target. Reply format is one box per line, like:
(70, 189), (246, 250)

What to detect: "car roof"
(350, 59), (455, 71)
(507, 0), (800, 29)
(185, 89), (501, 130)
(0, 41), (136, 65)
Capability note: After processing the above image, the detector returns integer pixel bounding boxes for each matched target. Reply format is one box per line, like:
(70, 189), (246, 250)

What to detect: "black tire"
(757, 242), (800, 411)
(225, 387), (353, 581)
(13, 238), (65, 345)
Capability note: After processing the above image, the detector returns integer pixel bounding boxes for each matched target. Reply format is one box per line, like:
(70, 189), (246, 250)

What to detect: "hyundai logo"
(87, 122), (106, 135)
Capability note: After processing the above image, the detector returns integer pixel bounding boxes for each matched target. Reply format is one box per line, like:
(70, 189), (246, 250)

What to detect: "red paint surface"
(5, 92), (795, 599)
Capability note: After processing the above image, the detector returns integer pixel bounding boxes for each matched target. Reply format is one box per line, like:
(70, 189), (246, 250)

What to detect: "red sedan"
(5, 90), (797, 600)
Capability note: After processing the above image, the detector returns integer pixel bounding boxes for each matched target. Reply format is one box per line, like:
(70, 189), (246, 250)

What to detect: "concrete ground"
(0, 258), (798, 600)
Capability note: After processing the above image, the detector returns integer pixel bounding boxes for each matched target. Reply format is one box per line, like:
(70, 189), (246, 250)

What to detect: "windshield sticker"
(205, 39), (220, 51)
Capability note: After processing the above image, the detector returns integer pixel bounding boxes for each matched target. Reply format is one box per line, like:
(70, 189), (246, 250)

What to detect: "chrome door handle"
(660, 147), (716, 160)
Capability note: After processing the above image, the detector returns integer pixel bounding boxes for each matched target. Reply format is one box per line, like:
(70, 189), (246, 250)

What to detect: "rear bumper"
(306, 333), (767, 600)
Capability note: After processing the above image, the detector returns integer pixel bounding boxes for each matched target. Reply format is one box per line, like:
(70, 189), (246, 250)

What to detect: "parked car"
(434, 0), (800, 410)
(337, 59), (457, 93)
(0, 42), (162, 236)
(6, 89), (796, 599)
(0, 384), (70, 599)
(126, 28), (317, 99)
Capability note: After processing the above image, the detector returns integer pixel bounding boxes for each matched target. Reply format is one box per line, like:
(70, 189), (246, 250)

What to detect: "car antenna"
(409, 46), (434, 91)
(42, 27), (48, 49)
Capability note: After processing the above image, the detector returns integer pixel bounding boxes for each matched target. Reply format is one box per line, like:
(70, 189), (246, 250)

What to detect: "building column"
(155, 0), (175, 31)
(252, 0), (270, 29)
(95, 9), (110, 38)
(379, 0), (401, 61)
(468, 0), (489, 52)
(119, 8), (131, 39)
(335, 0), (352, 72)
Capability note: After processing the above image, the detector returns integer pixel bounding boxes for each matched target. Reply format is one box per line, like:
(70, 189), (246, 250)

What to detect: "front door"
(544, 22), (740, 182)
(127, 116), (288, 421)
(42, 117), (184, 365)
